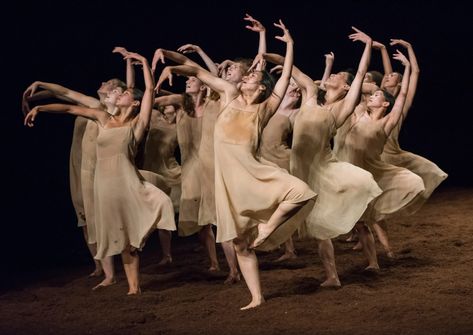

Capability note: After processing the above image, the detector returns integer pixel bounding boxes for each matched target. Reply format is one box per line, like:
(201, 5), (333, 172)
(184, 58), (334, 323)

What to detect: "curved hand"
(274, 19), (293, 44)
(244, 13), (265, 32)
(177, 44), (201, 54)
(270, 65), (283, 75)
(155, 67), (173, 93)
(348, 26), (372, 44)
(151, 48), (165, 73)
(123, 52), (146, 63)
(112, 46), (130, 57)
(24, 106), (40, 127)
(217, 59), (234, 77)
(372, 41), (386, 50)
(325, 52), (334, 66)
(390, 39), (412, 49)
(248, 54), (266, 73)
(392, 49), (409, 66)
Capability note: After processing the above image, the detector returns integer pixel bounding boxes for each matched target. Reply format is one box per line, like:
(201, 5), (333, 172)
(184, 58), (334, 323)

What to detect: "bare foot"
(320, 278), (341, 288)
(364, 264), (380, 273)
(274, 251), (297, 263)
(240, 296), (265, 310)
(127, 287), (141, 295)
(208, 265), (220, 272)
(250, 224), (275, 249)
(224, 272), (241, 285)
(157, 256), (172, 267)
(92, 278), (116, 291)
(88, 268), (103, 278)
(352, 241), (363, 251)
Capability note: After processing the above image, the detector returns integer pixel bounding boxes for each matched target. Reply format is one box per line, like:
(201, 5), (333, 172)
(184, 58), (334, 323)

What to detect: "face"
(162, 105), (177, 123)
(104, 87), (124, 105)
(367, 90), (388, 109)
(364, 73), (374, 83)
(116, 89), (135, 107)
(285, 79), (301, 103)
(185, 76), (204, 94)
(382, 72), (401, 88)
(97, 80), (116, 95)
(325, 72), (349, 89)
(239, 71), (263, 91)
(225, 63), (245, 84)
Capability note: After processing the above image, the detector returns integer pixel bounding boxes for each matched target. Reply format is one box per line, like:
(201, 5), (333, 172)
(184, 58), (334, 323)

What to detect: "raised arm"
(384, 50), (411, 136)
(390, 39), (419, 117)
(373, 40), (393, 75)
(333, 27), (373, 127)
(176, 44), (218, 75)
(154, 94), (184, 107)
(113, 46), (135, 88)
(23, 81), (102, 109)
(24, 103), (110, 128)
(320, 52), (334, 90)
(264, 20), (294, 114)
(152, 48), (203, 75)
(124, 53), (155, 143)
(244, 14), (267, 70)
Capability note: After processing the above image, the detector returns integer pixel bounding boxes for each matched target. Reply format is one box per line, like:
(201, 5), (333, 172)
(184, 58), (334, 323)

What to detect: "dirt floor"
(1, 187), (472, 335)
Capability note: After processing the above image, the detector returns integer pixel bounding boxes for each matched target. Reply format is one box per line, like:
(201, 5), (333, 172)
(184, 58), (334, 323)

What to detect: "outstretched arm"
(125, 52), (155, 143)
(113, 46), (135, 88)
(335, 27), (373, 127)
(24, 103), (109, 128)
(384, 50), (411, 136)
(373, 40), (393, 75)
(154, 94), (184, 107)
(152, 48), (202, 74)
(244, 14), (267, 70)
(176, 44), (218, 75)
(390, 39), (419, 118)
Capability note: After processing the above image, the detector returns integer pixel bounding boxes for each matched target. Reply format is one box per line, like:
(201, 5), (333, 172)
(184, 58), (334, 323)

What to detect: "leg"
(252, 200), (309, 248)
(157, 229), (173, 266)
(345, 228), (358, 242)
(121, 247), (140, 295)
(221, 241), (241, 284)
(317, 239), (341, 287)
(372, 220), (395, 258)
(92, 256), (116, 290)
(233, 237), (265, 310)
(82, 226), (103, 277)
(275, 236), (297, 262)
(198, 225), (219, 271)
(355, 222), (379, 270)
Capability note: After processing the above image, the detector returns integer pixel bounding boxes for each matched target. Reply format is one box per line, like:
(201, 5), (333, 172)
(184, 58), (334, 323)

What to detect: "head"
(364, 70), (383, 87)
(367, 89), (395, 115)
(325, 71), (354, 91)
(284, 78), (302, 107)
(381, 72), (402, 89)
(185, 76), (206, 95)
(225, 58), (252, 84)
(239, 70), (275, 103)
(116, 88), (144, 115)
(97, 78), (127, 96)
(103, 86), (125, 106)
(159, 104), (177, 123)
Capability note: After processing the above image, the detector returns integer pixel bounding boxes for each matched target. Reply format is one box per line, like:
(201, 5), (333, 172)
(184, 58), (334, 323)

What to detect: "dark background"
(4, 1), (472, 282)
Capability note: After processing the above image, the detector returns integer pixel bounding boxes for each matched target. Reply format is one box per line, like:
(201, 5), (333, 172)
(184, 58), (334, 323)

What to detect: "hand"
(21, 82), (40, 115)
(24, 106), (40, 127)
(112, 46), (130, 57)
(248, 54), (265, 73)
(244, 14), (265, 32)
(274, 19), (293, 44)
(372, 41), (386, 50)
(177, 44), (202, 54)
(324, 52), (334, 65)
(348, 26), (372, 44)
(390, 39), (412, 49)
(393, 49), (409, 66)
(155, 67), (173, 93)
(217, 59), (234, 77)
(269, 65), (283, 75)
(124, 52), (146, 64)
(151, 48), (165, 73)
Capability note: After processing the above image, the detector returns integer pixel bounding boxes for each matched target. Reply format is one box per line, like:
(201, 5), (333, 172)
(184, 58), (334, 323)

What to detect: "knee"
(233, 238), (249, 255)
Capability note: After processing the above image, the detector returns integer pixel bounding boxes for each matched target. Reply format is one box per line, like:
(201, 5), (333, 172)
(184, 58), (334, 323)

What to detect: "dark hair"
(233, 58), (253, 74)
(342, 69), (355, 86)
(317, 70), (354, 105)
(368, 71), (383, 87)
(255, 70), (275, 103)
(181, 93), (195, 117)
(130, 87), (144, 101)
(381, 89), (396, 114)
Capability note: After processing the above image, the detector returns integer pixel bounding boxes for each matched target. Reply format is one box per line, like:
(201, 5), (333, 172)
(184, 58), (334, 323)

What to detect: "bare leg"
(221, 241), (241, 284)
(198, 225), (219, 271)
(355, 222), (379, 270)
(121, 247), (140, 295)
(157, 229), (173, 266)
(372, 220), (394, 258)
(251, 200), (309, 249)
(275, 237), (297, 262)
(82, 226), (102, 277)
(233, 238), (264, 310)
(317, 239), (341, 287)
(92, 256), (116, 290)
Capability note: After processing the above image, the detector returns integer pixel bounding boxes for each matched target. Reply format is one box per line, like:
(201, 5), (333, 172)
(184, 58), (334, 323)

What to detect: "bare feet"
(320, 278), (341, 288)
(274, 251), (297, 263)
(88, 268), (103, 278)
(250, 224), (275, 249)
(240, 296), (265, 310)
(127, 287), (141, 295)
(224, 272), (241, 285)
(157, 256), (172, 267)
(352, 241), (363, 251)
(208, 265), (220, 272)
(92, 278), (116, 291)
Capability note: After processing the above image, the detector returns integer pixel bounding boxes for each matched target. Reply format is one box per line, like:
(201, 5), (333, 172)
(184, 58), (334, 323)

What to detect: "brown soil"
(1, 188), (472, 335)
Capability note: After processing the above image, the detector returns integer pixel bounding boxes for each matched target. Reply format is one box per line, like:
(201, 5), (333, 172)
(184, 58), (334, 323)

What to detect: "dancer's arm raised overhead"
(176, 44), (218, 75)
(373, 40), (393, 75)
(320, 52), (334, 90)
(244, 13), (267, 71)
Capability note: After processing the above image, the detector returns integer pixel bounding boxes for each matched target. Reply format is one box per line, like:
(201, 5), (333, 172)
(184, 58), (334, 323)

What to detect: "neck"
(325, 87), (345, 104)
(367, 106), (384, 120)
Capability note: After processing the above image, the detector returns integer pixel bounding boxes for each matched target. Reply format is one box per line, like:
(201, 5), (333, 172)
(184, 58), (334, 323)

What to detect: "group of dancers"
(22, 15), (447, 310)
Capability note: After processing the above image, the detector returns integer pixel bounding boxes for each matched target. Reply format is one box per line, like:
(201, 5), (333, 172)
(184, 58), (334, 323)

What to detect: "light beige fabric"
(93, 126), (176, 259)
(291, 100), (382, 240)
(214, 103), (316, 251)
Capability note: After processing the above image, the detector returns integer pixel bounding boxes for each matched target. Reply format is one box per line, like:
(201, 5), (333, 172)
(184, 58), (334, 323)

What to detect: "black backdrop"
(5, 0), (472, 276)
